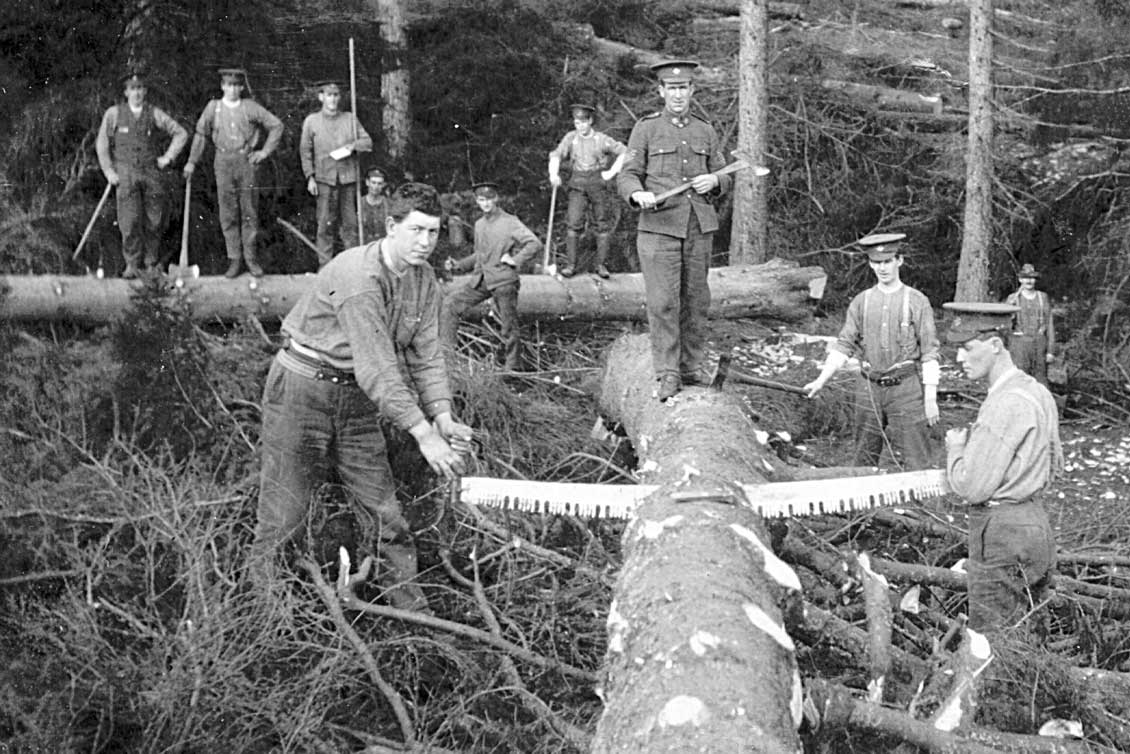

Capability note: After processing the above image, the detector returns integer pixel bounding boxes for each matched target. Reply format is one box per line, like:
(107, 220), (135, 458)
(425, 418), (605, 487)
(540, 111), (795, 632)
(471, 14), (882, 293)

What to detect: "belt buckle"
(878, 375), (901, 387)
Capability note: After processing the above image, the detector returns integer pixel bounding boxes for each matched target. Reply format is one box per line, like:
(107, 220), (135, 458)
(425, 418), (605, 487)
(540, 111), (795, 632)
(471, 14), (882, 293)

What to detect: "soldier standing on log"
(547, 103), (627, 279)
(95, 71), (188, 279)
(300, 79), (373, 267)
(1003, 263), (1057, 386)
(617, 60), (732, 402)
(942, 302), (1062, 632)
(804, 233), (940, 470)
(183, 67), (284, 278)
(252, 182), (472, 612)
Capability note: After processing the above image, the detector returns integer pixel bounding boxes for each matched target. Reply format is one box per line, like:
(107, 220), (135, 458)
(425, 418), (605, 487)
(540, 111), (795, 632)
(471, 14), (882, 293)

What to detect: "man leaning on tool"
(253, 182), (473, 612)
(804, 233), (940, 470)
(1003, 263), (1057, 386)
(184, 67), (284, 278)
(95, 71), (189, 279)
(942, 301), (1061, 633)
(617, 60), (732, 402)
(300, 79), (373, 267)
(440, 181), (541, 371)
(548, 103), (627, 279)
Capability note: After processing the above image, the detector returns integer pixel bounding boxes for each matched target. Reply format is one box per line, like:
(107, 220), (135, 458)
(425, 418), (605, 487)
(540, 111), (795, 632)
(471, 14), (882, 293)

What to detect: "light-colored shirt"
(831, 283), (939, 372)
(1005, 289), (1056, 352)
(95, 103), (188, 173)
(947, 367), (1063, 504)
(299, 110), (373, 185)
(187, 98), (283, 164)
(281, 242), (451, 431)
(550, 130), (626, 173)
(450, 209), (541, 290)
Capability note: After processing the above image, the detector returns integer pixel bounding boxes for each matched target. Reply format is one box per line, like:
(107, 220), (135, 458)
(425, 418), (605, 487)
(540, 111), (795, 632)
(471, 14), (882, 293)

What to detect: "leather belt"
(863, 363), (917, 388)
(279, 347), (357, 385)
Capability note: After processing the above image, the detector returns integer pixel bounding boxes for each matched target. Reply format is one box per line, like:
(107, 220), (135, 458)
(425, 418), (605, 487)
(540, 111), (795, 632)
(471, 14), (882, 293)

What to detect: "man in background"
(95, 71), (188, 278)
(1004, 263), (1057, 386)
(300, 79), (373, 266)
(548, 103), (627, 279)
(441, 181), (541, 371)
(184, 67), (284, 278)
(360, 166), (390, 242)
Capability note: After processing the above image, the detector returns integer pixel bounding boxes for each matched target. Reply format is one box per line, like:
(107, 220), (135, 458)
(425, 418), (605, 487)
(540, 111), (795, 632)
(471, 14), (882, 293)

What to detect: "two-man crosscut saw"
(456, 469), (951, 520)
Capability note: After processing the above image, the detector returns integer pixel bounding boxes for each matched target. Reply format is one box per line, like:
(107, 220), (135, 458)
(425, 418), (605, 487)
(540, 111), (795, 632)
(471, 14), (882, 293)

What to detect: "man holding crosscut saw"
(618, 59), (750, 402)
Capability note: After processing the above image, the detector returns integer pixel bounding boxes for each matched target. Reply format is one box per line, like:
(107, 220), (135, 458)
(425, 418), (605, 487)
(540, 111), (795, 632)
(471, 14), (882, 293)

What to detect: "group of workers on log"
(92, 59), (1063, 638)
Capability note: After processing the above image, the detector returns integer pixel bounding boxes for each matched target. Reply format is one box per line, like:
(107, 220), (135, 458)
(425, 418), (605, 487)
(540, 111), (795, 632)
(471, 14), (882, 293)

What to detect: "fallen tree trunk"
(592, 333), (802, 753)
(0, 260), (824, 325)
(821, 78), (945, 114)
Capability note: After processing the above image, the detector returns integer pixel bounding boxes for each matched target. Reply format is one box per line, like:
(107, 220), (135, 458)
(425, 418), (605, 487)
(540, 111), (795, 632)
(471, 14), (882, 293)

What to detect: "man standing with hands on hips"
(942, 301), (1061, 633)
(184, 67), (284, 278)
(804, 233), (940, 470)
(618, 60), (732, 401)
(300, 79), (373, 267)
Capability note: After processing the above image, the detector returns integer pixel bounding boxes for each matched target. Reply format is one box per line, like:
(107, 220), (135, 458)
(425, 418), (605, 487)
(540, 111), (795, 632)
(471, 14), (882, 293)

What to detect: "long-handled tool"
(278, 218), (321, 256)
(708, 353), (808, 396)
(349, 37), (364, 246)
(651, 158), (770, 207)
(542, 183), (558, 276)
(72, 182), (113, 264)
(169, 175), (200, 285)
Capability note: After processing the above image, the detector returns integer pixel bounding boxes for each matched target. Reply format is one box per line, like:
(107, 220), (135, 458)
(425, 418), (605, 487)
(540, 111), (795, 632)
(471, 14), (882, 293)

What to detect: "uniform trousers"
(565, 171), (618, 235)
(636, 213), (712, 380)
(440, 281), (523, 370)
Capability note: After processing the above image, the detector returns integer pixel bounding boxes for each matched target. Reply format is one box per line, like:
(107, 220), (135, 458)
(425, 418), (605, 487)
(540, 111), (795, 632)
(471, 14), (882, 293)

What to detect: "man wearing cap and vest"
(253, 182), (473, 612)
(548, 103), (628, 279)
(1003, 263), (1057, 386)
(440, 182), (541, 370)
(360, 166), (390, 242)
(942, 301), (1062, 632)
(95, 71), (189, 279)
(804, 233), (940, 470)
(618, 60), (732, 401)
(184, 68), (284, 278)
(300, 80), (373, 267)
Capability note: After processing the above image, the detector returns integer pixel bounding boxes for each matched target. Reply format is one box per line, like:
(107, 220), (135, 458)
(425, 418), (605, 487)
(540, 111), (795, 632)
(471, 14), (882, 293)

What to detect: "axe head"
(709, 352), (732, 389)
(729, 150), (771, 177)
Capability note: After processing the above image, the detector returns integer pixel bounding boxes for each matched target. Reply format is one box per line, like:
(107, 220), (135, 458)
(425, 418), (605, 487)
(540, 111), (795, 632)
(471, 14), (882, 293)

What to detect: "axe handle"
(72, 183), (114, 261)
(652, 160), (749, 205)
(278, 218), (320, 255)
(179, 175), (192, 268)
(730, 369), (808, 396)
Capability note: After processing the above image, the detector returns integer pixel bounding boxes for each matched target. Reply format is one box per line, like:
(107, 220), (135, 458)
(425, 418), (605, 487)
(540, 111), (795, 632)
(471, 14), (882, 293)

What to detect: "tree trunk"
(955, 0), (993, 301)
(370, 0), (410, 160)
(592, 333), (803, 753)
(0, 260), (824, 324)
(730, 0), (771, 265)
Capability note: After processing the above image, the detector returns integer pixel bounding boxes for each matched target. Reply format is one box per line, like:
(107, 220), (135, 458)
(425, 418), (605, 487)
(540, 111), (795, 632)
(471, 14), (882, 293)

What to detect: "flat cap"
(649, 60), (700, 84)
(218, 68), (248, 81)
(121, 71), (147, 86)
(942, 302), (1019, 344)
(312, 79), (343, 91)
(569, 103), (596, 117)
(857, 232), (907, 261)
(1017, 263), (1040, 278)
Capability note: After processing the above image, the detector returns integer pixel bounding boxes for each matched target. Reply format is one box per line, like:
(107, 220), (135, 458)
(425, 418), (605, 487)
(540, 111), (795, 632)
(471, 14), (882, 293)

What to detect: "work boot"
(245, 256), (264, 277)
(224, 259), (243, 279)
(657, 374), (681, 401)
(122, 264), (140, 280)
(560, 230), (578, 278)
(595, 233), (611, 279)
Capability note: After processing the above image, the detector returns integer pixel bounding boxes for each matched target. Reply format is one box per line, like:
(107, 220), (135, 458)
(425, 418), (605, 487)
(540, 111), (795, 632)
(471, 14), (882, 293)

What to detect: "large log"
(0, 260), (824, 325)
(592, 333), (803, 753)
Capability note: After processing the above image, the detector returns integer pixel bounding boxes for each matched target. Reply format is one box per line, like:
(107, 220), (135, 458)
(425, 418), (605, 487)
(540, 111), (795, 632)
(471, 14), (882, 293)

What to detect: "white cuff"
(920, 359), (940, 387)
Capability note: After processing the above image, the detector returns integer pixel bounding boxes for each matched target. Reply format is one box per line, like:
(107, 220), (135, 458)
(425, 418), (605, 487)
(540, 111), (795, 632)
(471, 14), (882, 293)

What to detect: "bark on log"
(687, 0), (805, 18)
(592, 333), (803, 752)
(0, 260), (823, 325)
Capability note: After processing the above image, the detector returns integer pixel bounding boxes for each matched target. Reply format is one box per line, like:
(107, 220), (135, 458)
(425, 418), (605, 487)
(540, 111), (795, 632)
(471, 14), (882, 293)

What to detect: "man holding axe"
(618, 60), (736, 401)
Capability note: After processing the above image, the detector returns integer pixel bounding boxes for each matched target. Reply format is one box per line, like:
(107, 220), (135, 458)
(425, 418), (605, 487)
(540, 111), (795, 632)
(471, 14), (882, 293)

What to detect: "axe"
(651, 154), (770, 207)
(707, 352), (808, 396)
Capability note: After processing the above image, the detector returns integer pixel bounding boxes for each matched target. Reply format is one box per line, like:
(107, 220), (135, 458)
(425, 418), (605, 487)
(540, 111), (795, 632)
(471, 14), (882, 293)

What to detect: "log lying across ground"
(592, 333), (802, 752)
(0, 259), (824, 324)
